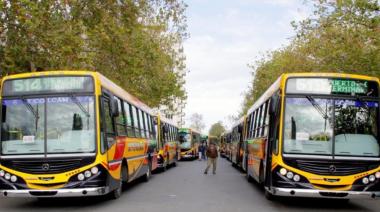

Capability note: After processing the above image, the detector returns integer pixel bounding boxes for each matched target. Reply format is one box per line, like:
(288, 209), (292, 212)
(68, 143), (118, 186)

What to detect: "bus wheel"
(109, 176), (123, 200)
(142, 161), (152, 182)
(265, 189), (275, 201)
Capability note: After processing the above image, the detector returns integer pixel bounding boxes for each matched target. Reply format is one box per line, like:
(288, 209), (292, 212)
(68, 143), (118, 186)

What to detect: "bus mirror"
(153, 117), (158, 125)
(269, 94), (279, 115)
(110, 98), (119, 117)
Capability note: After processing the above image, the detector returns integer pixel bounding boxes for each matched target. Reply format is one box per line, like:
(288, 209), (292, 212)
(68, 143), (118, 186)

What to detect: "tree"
(240, 0), (380, 115)
(208, 121), (226, 139)
(189, 113), (205, 132)
(0, 0), (188, 109)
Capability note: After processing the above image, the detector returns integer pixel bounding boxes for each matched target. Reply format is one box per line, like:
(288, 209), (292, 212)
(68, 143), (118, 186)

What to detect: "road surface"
(1, 158), (380, 212)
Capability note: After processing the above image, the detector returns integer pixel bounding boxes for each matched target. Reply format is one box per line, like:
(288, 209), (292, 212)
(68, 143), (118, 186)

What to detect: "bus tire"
(142, 161), (152, 182)
(265, 189), (275, 201)
(109, 176), (123, 200)
(121, 163), (128, 183)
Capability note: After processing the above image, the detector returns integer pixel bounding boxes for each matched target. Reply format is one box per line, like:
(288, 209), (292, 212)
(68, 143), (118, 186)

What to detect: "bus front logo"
(329, 165), (336, 173)
(42, 164), (50, 171)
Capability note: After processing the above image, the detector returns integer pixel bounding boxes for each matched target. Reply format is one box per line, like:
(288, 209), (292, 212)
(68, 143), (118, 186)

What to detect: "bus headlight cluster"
(362, 173), (379, 185)
(279, 168), (301, 182)
(0, 170), (18, 183)
(77, 167), (99, 181)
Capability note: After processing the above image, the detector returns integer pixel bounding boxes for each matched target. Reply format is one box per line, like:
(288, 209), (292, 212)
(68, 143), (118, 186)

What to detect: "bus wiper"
(21, 96), (40, 131)
(306, 96), (329, 120)
(21, 97), (39, 119)
(69, 94), (91, 118)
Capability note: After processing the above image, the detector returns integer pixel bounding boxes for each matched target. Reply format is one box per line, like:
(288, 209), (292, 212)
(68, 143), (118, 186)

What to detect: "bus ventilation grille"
(2, 158), (88, 174)
(286, 159), (378, 176)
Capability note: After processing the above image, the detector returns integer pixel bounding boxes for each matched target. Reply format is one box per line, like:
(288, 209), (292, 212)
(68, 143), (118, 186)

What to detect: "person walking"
(198, 144), (203, 161)
(204, 142), (218, 175)
(201, 143), (207, 160)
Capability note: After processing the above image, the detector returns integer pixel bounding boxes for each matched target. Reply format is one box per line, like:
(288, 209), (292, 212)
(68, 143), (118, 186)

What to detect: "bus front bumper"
(270, 187), (380, 199)
(0, 187), (109, 198)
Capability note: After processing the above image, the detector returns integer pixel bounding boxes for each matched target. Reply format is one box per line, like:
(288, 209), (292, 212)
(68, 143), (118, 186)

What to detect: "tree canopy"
(189, 113), (205, 132)
(208, 121), (226, 139)
(240, 0), (380, 115)
(0, 0), (188, 108)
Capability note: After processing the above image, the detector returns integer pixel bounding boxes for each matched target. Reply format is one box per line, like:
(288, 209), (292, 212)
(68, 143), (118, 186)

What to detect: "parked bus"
(0, 71), (158, 199)
(156, 114), (178, 170)
(178, 128), (201, 160)
(223, 130), (233, 160)
(240, 73), (380, 200)
(230, 118), (246, 168)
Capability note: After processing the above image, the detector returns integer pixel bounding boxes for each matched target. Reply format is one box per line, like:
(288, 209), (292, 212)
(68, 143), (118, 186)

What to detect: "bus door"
(264, 93), (280, 187)
(101, 93), (124, 183)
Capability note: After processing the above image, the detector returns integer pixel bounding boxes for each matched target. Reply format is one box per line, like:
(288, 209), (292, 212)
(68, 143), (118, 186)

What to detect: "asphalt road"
(1, 158), (380, 212)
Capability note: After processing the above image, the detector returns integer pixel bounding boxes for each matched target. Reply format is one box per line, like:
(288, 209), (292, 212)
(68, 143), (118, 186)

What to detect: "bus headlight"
(286, 172), (294, 179)
(4, 173), (11, 180)
(279, 168), (287, 176)
(369, 175), (376, 182)
(0, 170), (4, 177)
(91, 167), (99, 175)
(375, 172), (380, 179)
(84, 170), (92, 178)
(77, 173), (85, 181)
(293, 174), (301, 182)
(10, 175), (17, 183)
(362, 177), (369, 185)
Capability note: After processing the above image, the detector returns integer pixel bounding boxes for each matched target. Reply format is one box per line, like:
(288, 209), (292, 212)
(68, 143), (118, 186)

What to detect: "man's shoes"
(213, 172), (216, 175)
(204, 171), (207, 175)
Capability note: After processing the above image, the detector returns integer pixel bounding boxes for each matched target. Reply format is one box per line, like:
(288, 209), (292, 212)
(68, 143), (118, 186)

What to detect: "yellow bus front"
(0, 71), (130, 198)
(269, 74), (380, 199)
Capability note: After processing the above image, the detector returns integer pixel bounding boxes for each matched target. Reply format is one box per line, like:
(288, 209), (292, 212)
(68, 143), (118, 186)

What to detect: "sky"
(183, 0), (311, 132)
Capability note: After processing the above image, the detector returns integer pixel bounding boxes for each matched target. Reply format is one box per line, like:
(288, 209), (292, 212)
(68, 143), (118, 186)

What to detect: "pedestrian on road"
(204, 142), (218, 175)
(201, 143), (207, 160)
(198, 144), (203, 161)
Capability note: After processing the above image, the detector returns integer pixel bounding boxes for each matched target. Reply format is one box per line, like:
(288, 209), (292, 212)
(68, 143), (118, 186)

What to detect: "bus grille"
(284, 159), (379, 176)
(1, 157), (95, 174)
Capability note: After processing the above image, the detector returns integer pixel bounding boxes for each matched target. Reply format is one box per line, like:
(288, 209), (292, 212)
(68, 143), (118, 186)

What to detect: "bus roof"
(246, 72), (380, 115)
(157, 113), (178, 127)
(1, 70), (155, 115)
(179, 128), (201, 135)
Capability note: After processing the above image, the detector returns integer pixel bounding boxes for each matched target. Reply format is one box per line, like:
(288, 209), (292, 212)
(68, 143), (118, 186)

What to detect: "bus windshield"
(179, 132), (191, 149)
(1, 96), (96, 155)
(283, 97), (379, 157)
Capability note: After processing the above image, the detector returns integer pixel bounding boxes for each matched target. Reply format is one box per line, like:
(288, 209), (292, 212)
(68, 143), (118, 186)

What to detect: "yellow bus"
(240, 73), (380, 200)
(178, 128), (201, 160)
(0, 71), (158, 199)
(156, 114), (178, 170)
(230, 118), (246, 167)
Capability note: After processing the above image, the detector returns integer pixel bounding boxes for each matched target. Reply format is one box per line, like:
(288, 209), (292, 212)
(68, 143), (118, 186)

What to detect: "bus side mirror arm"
(110, 97), (119, 117)
(269, 94), (279, 115)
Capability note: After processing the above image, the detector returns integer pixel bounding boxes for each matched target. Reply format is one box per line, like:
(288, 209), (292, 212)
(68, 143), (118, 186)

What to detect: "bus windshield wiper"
(21, 97), (39, 119)
(306, 96), (329, 120)
(69, 94), (91, 118)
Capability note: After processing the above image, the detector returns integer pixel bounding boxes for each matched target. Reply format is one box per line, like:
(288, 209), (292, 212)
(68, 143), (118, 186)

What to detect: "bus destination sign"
(286, 78), (378, 96)
(2, 76), (94, 96)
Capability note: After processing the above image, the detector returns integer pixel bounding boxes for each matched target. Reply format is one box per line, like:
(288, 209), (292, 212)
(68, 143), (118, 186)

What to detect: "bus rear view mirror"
(110, 97), (120, 117)
(269, 94), (279, 115)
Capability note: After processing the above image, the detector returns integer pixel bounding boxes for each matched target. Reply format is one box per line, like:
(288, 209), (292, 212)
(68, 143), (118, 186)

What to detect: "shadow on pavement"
(0, 176), (148, 211)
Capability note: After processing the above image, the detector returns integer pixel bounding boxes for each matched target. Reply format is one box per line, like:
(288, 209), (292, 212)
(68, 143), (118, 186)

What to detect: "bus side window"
(132, 106), (140, 137)
(102, 97), (116, 149)
(124, 102), (135, 137)
(114, 97), (126, 136)
(138, 110), (146, 138)
(144, 113), (150, 139)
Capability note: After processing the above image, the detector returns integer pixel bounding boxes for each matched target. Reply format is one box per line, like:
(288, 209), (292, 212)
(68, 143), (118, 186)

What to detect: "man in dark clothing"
(204, 142), (218, 175)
